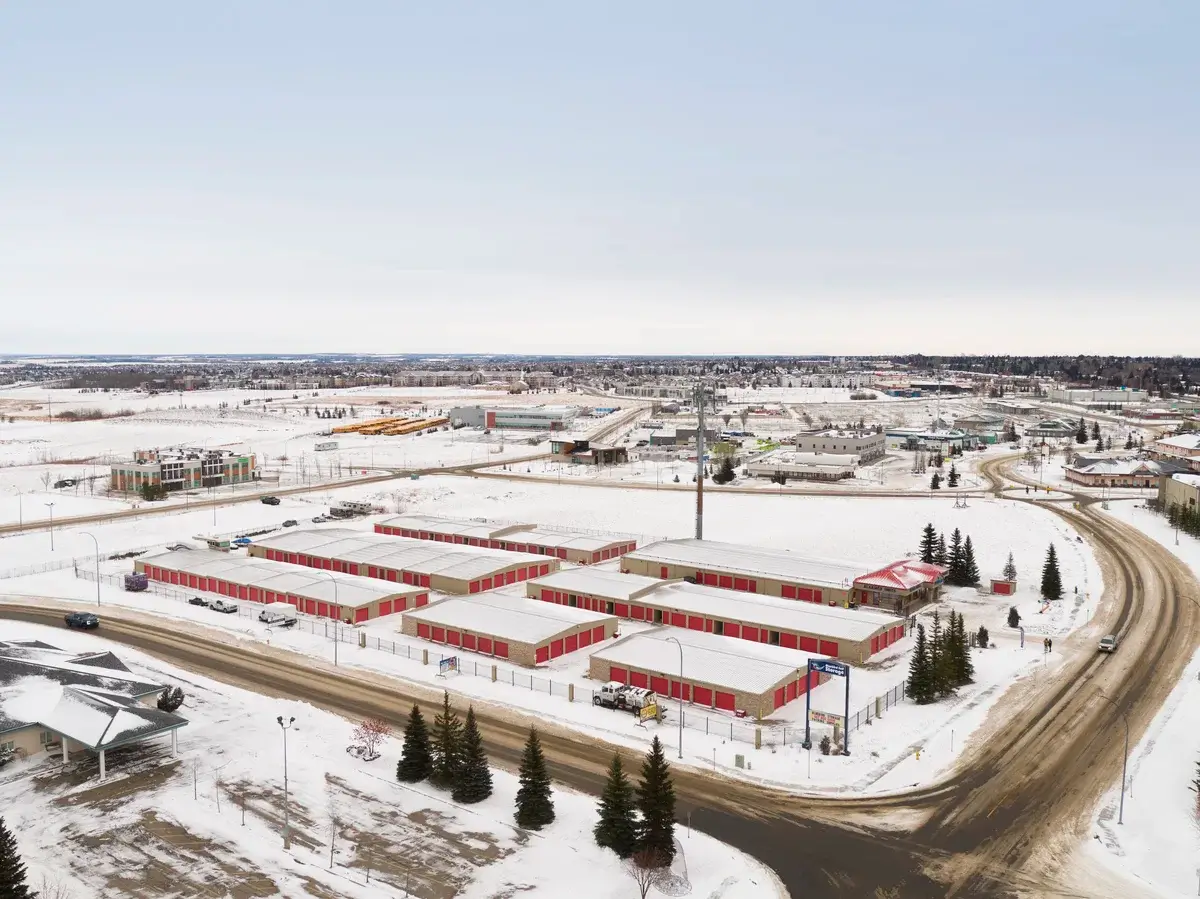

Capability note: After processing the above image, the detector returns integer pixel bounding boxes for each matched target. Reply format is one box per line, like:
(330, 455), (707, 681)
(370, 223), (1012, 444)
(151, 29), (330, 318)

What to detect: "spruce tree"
(397, 703), (432, 783)
(934, 533), (948, 567)
(1008, 606), (1020, 628)
(430, 690), (463, 789)
(514, 728), (555, 829)
(930, 471), (941, 490)
(0, 816), (33, 899)
(919, 523), (937, 565)
(947, 529), (965, 585)
(1124, 433), (1134, 450)
(962, 536), (980, 586)
(906, 623), (933, 703)
(1091, 421), (1101, 442)
(594, 753), (638, 858)
(947, 464), (959, 487)
(1095, 436), (1104, 453)
(635, 736), (677, 866)
(1041, 543), (1063, 601)
(976, 624), (990, 648)
(1002, 552), (1017, 581)
(452, 707), (493, 804)
(1075, 418), (1087, 444)
(929, 611), (952, 697)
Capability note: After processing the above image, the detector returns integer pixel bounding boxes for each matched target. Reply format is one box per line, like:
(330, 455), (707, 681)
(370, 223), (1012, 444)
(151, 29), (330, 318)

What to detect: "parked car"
(210, 599), (238, 614)
(282, 519), (298, 528)
(64, 612), (99, 629)
(312, 515), (329, 523)
(1098, 634), (1118, 653)
(261, 496), (281, 506)
(188, 596), (209, 607)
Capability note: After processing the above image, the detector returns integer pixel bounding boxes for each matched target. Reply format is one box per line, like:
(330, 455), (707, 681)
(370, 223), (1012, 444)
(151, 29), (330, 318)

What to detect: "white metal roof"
(589, 627), (818, 695)
(529, 568), (662, 601)
(625, 539), (873, 589)
(1173, 473), (1200, 486)
(378, 515), (628, 552)
(140, 548), (422, 608)
(404, 592), (614, 645)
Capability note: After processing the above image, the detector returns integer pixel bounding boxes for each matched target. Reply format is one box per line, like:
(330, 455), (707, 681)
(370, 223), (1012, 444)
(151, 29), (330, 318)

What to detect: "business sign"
(811, 659), (848, 678)
(438, 656), (458, 675)
(639, 703), (659, 722)
(808, 709), (845, 727)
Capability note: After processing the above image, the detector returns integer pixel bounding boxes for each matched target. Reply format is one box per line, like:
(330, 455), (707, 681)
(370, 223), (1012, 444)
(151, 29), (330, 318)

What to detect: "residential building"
(792, 429), (885, 461)
(110, 447), (257, 494)
(548, 438), (629, 466)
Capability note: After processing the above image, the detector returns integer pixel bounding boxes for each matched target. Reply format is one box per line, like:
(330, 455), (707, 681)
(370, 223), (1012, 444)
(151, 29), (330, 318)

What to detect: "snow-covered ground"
(0, 619), (784, 899)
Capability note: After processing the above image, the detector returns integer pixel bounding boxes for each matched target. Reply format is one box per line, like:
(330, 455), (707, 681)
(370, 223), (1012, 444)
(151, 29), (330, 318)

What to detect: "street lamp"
(16, 489), (21, 529)
(276, 716), (296, 848)
(664, 636), (684, 760)
(81, 531), (100, 606)
(1096, 691), (1129, 825)
(318, 571), (340, 666)
(44, 502), (55, 551)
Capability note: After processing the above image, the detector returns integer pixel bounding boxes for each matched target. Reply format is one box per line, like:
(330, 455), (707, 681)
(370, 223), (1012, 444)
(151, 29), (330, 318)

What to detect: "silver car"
(1098, 634), (1118, 653)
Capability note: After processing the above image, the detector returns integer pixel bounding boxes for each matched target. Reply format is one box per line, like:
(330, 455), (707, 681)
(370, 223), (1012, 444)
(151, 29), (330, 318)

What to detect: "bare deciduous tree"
(625, 848), (669, 899)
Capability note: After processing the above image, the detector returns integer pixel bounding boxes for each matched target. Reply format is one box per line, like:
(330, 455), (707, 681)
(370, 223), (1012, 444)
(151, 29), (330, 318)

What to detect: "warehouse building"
(401, 591), (618, 666)
(588, 628), (827, 718)
(248, 529), (557, 595)
(375, 515), (635, 564)
(528, 569), (905, 662)
(745, 451), (858, 482)
(792, 429), (885, 462)
(136, 549), (426, 622)
(449, 405), (578, 431)
(621, 539), (943, 614)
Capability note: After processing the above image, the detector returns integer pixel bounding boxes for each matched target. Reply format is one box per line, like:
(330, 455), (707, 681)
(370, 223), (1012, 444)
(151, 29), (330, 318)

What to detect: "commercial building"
(401, 591), (618, 666)
(1159, 473), (1200, 511)
(621, 539), (943, 614)
(111, 447), (257, 494)
(745, 451), (857, 482)
(884, 428), (971, 451)
(1026, 419), (1078, 441)
(1148, 433), (1200, 471)
(375, 514), (635, 565)
(528, 568), (905, 662)
(792, 430), (885, 462)
(549, 438), (629, 466)
(953, 412), (1008, 444)
(588, 628), (827, 718)
(985, 400), (1037, 416)
(449, 405), (578, 431)
(137, 548), (428, 622)
(647, 426), (718, 447)
(1063, 458), (1181, 489)
(1047, 387), (1149, 406)
(0, 641), (186, 781)
(248, 528), (558, 594)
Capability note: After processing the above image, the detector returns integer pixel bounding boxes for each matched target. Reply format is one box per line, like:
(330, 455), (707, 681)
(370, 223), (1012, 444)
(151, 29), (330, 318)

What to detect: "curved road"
(3, 456), (1198, 897)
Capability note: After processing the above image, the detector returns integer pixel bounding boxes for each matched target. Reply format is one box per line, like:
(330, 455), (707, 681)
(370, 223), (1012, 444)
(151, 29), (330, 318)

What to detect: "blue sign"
(811, 659), (848, 678)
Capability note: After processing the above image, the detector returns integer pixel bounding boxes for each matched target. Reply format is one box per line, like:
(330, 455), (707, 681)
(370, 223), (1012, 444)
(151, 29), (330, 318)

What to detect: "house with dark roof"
(0, 640), (187, 781)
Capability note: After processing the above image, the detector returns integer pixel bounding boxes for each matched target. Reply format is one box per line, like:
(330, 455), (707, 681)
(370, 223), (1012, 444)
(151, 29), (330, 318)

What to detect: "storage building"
(528, 569), (904, 662)
(401, 591), (618, 666)
(376, 514), (635, 564)
(247, 529), (557, 594)
(588, 628), (827, 718)
(621, 539), (943, 615)
(136, 549), (427, 622)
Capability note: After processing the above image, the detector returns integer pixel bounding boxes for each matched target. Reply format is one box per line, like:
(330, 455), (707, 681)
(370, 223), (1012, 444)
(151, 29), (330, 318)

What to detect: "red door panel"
(780, 632), (798, 649)
(609, 666), (628, 684)
(591, 625), (604, 643)
(687, 616), (703, 631)
(432, 627), (445, 643)
(536, 646), (550, 664)
(670, 612), (686, 627)
(774, 687), (785, 710)
(447, 630), (461, 647)
(650, 676), (668, 695)
(799, 636), (819, 653)
(494, 641), (509, 659)
(819, 640), (839, 656)
(629, 671), (648, 689)
(725, 623), (741, 639)
(579, 628), (592, 647)
(355, 608), (369, 623)
(463, 633), (477, 650)
(479, 637), (493, 654)
(693, 686), (713, 706)
(565, 634), (578, 653)
(715, 691), (735, 711)
(550, 639), (564, 658)
(741, 626), (759, 642)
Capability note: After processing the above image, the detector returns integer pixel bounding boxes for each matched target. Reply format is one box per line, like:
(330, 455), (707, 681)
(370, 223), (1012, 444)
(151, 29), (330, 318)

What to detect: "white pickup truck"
(259, 602), (297, 627)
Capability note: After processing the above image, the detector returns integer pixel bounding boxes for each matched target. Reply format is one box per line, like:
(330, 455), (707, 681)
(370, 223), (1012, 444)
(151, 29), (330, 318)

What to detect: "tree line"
(906, 610), (975, 704)
(918, 523), (980, 587)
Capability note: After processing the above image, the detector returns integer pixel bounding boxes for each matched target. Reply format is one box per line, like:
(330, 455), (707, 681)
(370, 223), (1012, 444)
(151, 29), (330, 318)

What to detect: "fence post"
(568, 684), (574, 703)
(491, 665), (497, 682)
(755, 728), (761, 750)
(422, 649), (428, 666)
(875, 696), (883, 719)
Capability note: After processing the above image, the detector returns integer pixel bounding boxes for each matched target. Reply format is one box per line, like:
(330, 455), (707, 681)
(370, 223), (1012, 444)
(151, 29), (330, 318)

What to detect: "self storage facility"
(375, 514), (635, 565)
(248, 529), (558, 594)
(588, 628), (827, 718)
(621, 539), (943, 614)
(527, 568), (904, 662)
(400, 590), (618, 666)
(136, 549), (426, 622)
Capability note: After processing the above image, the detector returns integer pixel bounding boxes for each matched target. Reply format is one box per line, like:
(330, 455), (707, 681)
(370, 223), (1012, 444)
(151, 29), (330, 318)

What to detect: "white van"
(259, 602), (297, 627)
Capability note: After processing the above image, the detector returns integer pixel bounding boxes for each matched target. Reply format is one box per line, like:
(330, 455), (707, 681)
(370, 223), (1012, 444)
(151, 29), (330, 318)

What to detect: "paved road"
(3, 455), (1196, 897)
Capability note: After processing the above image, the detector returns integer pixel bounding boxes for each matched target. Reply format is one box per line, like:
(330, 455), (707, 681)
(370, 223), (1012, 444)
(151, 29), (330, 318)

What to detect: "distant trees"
(976, 625), (990, 648)
(942, 528), (980, 587)
(1125, 433), (1135, 450)
(1041, 544), (1063, 600)
(430, 691), (463, 789)
(452, 708), (493, 804)
(1075, 418), (1088, 444)
(934, 533), (948, 567)
(1091, 421), (1102, 442)
(594, 754), (638, 859)
(1008, 606), (1021, 628)
(1167, 502), (1200, 539)
(398, 697), (491, 804)
(635, 737), (677, 866)
(1002, 552), (1017, 581)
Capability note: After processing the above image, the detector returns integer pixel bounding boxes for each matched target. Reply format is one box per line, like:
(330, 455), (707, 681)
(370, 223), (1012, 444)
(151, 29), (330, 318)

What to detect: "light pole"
(45, 502), (55, 551)
(665, 636), (684, 759)
(1096, 692), (1129, 825)
(319, 571), (340, 666)
(16, 489), (21, 529)
(277, 716), (295, 848)
(81, 531), (100, 606)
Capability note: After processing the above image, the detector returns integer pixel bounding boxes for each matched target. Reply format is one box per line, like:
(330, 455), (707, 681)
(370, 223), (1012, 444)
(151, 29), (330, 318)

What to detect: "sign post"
(802, 658), (852, 755)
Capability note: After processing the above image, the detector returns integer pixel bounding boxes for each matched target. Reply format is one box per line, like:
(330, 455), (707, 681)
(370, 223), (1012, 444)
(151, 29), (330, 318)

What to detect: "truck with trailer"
(258, 602), (297, 627)
(592, 682), (657, 714)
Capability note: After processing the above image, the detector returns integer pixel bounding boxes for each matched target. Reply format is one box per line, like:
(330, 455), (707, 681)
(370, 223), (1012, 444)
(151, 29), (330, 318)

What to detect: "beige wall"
(0, 725), (50, 759)
(1161, 476), (1200, 510)
(402, 615), (614, 668)
(587, 657), (781, 718)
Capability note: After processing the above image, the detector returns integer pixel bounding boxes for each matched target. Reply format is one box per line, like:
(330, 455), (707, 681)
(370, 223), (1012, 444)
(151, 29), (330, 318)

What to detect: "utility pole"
(694, 384), (705, 540)
(82, 531), (100, 605)
(45, 502), (55, 551)
(277, 716), (295, 848)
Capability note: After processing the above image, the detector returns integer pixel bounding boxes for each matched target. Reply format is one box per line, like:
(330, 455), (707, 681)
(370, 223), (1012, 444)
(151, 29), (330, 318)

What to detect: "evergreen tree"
(919, 523), (937, 565)
(976, 624), (990, 648)
(1041, 543), (1063, 601)
(1095, 436), (1104, 453)
(929, 611), (954, 697)
(397, 703), (432, 783)
(930, 471), (941, 490)
(947, 464), (959, 487)
(1075, 418), (1088, 444)
(1105, 436), (1113, 450)
(1124, 433), (1134, 450)
(951, 612), (974, 684)
(429, 691), (463, 789)
(1091, 421), (1101, 442)
(712, 455), (736, 485)
(962, 536), (980, 586)
(934, 533), (948, 567)
(514, 728), (555, 829)
(947, 529), (965, 585)
(452, 707), (493, 804)
(594, 753), (638, 858)
(906, 623), (934, 704)
(0, 816), (33, 899)
(635, 737), (677, 866)
(1167, 503), (1181, 528)
(1002, 552), (1017, 581)
(1008, 606), (1021, 628)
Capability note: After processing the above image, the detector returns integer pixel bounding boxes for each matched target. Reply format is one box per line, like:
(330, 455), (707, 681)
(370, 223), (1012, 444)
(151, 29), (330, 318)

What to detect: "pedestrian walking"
(1043, 637), (1049, 654)
(1047, 638), (1053, 653)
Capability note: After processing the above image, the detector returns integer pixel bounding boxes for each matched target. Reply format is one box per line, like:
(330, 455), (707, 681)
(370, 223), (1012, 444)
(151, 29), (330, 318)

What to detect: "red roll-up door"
(814, 590), (823, 603)
(432, 627), (445, 643)
(719, 575), (733, 589)
(505, 570), (516, 585)
(447, 630), (461, 647)
(705, 619), (713, 632)
(780, 632), (798, 649)
(536, 646), (549, 663)
(416, 593), (429, 607)
(463, 633), (477, 650)
(481, 577), (493, 591)
(650, 676), (668, 695)
(631, 605), (645, 620)
(687, 616), (703, 631)
(479, 637), (493, 654)
(670, 681), (691, 701)
(517, 567), (528, 581)
(703, 573), (718, 586)
(591, 625), (604, 643)
(893, 625), (904, 641)
(733, 578), (748, 591)
(819, 640), (839, 656)
(870, 636), (880, 654)
(786, 680), (798, 702)
(239, 586), (249, 600)
(592, 552), (601, 563)
(629, 671), (649, 689)
(417, 623), (430, 639)
(742, 626), (759, 642)
(471, 581), (481, 594)
(610, 666), (628, 684)
(541, 588), (553, 602)
(565, 634), (578, 653)
(579, 628), (592, 647)
(494, 641), (509, 659)
(540, 564), (550, 576)
(615, 603), (629, 617)
(693, 685), (713, 706)
(660, 566), (669, 578)
(715, 691), (736, 711)
(782, 584), (797, 599)
(355, 608), (369, 623)
(317, 602), (328, 617)
(670, 612), (686, 627)
(773, 687), (785, 710)
(797, 587), (813, 602)
(379, 600), (392, 616)
(550, 639), (564, 658)
(188, 575), (198, 588)
(748, 580), (757, 593)
(725, 623), (741, 639)
(420, 575), (430, 588)
(799, 636), (819, 652)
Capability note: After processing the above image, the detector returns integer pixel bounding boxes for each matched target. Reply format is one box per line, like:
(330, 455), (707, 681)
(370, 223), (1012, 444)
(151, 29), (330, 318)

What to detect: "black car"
(282, 519), (298, 527)
(261, 496), (281, 506)
(188, 596), (209, 607)
(64, 612), (99, 629)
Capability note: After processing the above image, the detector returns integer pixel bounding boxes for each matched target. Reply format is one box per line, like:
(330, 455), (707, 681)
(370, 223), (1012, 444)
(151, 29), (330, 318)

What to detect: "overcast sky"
(2, 3), (1198, 356)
